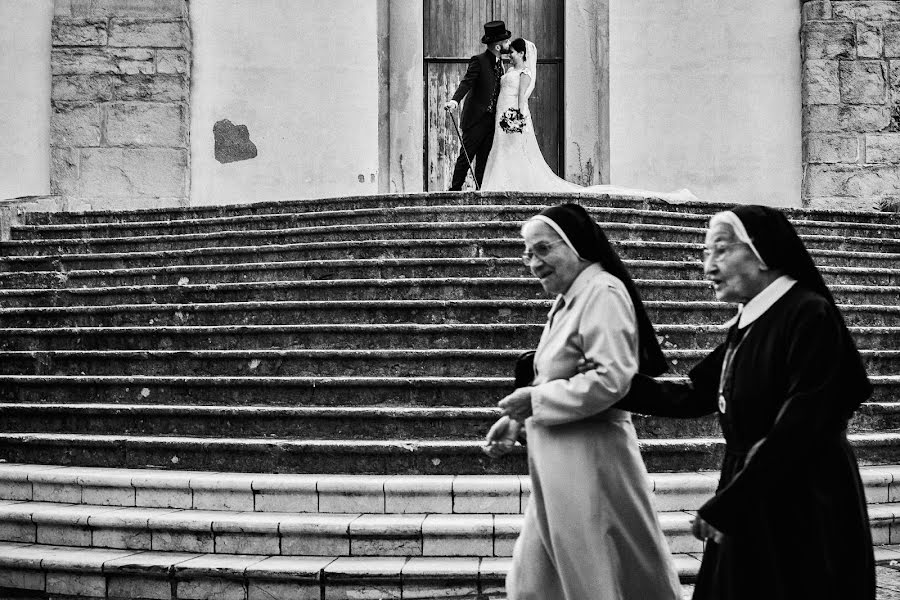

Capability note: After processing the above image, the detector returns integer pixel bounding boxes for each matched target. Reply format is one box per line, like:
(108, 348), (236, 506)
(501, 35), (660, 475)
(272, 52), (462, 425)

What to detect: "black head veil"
(729, 204), (871, 404)
(533, 203), (668, 376)
(730, 205), (836, 306)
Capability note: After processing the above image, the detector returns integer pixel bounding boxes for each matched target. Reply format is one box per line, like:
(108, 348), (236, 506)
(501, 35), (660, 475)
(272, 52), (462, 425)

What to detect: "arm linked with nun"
(530, 282), (639, 426)
(615, 344), (725, 418)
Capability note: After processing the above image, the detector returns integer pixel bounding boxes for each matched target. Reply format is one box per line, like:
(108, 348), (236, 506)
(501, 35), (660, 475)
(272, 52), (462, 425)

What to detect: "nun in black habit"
(618, 204), (875, 600)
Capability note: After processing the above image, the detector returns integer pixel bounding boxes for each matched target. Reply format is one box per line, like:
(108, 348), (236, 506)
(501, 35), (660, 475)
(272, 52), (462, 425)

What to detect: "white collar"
(729, 275), (797, 329)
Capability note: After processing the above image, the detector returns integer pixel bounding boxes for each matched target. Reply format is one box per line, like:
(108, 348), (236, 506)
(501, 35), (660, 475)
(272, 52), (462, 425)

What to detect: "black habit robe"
(620, 283), (875, 600)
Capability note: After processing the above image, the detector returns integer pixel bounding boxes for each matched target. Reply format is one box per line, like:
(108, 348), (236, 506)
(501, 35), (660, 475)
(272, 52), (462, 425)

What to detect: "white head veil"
(523, 39), (537, 98)
(709, 211), (767, 267)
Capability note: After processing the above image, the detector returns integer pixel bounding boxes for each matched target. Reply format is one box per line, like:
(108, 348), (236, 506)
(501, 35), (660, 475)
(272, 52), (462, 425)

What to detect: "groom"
(443, 20), (512, 191)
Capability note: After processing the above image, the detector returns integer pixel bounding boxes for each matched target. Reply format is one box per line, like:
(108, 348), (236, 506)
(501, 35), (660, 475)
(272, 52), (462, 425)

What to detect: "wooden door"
(424, 0), (563, 191)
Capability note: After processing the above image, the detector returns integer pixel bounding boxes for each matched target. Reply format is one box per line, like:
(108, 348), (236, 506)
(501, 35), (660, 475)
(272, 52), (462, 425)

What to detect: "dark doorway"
(424, 0), (564, 190)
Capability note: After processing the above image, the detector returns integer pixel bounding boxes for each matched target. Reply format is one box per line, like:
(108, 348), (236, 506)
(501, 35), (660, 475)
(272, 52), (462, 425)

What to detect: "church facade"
(1, 0), (898, 214)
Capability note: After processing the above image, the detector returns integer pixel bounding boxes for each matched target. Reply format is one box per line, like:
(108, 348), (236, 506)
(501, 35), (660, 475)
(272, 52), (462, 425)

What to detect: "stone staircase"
(0, 191), (897, 599)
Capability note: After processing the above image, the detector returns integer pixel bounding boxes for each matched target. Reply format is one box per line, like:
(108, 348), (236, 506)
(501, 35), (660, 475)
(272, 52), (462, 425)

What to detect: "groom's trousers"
(449, 112), (495, 191)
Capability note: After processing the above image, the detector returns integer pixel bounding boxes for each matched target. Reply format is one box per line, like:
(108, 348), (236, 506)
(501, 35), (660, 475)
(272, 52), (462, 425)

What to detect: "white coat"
(506, 264), (682, 600)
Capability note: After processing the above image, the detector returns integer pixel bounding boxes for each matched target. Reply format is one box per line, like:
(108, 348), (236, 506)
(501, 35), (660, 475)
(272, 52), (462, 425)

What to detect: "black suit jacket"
(452, 50), (502, 130)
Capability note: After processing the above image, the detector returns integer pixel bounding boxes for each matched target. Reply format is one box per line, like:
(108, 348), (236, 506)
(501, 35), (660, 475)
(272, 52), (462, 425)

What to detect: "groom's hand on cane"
(443, 100), (458, 112)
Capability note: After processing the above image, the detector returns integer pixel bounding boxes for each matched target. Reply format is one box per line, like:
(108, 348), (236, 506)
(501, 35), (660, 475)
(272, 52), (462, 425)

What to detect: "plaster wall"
(564, 0), (609, 185)
(609, 0), (803, 206)
(190, 0), (379, 206)
(0, 0), (52, 200)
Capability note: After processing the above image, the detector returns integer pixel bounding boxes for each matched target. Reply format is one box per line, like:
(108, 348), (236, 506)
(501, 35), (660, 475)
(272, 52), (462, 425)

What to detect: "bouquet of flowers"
(499, 108), (527, 134)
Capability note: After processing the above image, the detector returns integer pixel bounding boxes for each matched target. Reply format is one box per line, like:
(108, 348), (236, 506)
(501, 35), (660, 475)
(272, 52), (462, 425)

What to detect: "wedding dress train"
(480, 41), (697, 204)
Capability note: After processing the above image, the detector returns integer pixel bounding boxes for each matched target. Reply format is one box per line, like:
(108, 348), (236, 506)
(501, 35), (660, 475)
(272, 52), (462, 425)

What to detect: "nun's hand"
(691, 515), (724, 545)
(498, 387), (533, 422)
(482, 416), (521, 458)
(576, 357), (599, 374)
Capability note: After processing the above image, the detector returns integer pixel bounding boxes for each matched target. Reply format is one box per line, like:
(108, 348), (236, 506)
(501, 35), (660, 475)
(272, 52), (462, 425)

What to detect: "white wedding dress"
(480, 40), (697, 203)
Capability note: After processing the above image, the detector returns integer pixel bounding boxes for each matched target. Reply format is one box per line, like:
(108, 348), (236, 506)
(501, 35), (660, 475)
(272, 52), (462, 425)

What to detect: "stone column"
(801, 0), (900, 211)
(51, 0), (190, 211)
(566, 0), (609, 185)
(387, 0), (425, 194)
(377, 0), (391, 194)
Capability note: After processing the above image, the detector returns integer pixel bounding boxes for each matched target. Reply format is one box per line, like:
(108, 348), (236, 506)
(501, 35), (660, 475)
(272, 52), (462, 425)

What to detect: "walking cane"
(446, 108), (480, 191)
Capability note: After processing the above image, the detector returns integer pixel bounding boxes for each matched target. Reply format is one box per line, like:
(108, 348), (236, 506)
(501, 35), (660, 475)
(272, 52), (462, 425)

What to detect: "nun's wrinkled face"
(703, 222), (769, 304)
(521, 220), (587, 295)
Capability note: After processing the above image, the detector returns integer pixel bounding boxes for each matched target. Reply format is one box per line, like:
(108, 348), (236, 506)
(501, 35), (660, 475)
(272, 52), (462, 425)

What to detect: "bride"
(480, 38), (696, 203)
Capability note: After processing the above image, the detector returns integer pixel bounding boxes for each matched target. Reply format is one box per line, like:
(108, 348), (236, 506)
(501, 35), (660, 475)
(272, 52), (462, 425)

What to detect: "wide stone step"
(0, 258), (707, 289)
(17, 194), (716, 225)
(13, 547), (900, 600)
(0, 278), (896, 307)
(20, 191), (900, 226)
(1, 374), (896, 407)
(2, 463), (897, 513)
(7, 205), (712, 240)
(8, 191), (571, 224)
(0, 323), (895, 352)
(3, 323), (549, 351)
(7, 542), (900, 600)
(0, 499), (711, 557)
(2, 498), (896, 563)
(0, 348), (525, 377)
(0, 540), (509, 599)
(2, 539), (897, 600)
(0, 404), (505, 441)
(0, 540), (703, 598)
(3, 258), (898, 289)
(0, 348), (897, 377)
(0, 374), (509, 407)
(0, 222), (707, 255)
(11, 204), (900, 240)
(2, 300), (897, 329)
(0, 431), (897, 474)
(3, 239), (896, 272)
(0, 402), (897, 440)
(3, 221), (897, 256)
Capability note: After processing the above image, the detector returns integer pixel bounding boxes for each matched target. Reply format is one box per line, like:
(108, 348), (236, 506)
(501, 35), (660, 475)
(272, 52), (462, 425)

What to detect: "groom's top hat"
(481, 20), (511, 44)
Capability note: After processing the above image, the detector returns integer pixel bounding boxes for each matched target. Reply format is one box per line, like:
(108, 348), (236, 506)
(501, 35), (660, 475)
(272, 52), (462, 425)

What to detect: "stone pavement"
(878, 564), (900, 600)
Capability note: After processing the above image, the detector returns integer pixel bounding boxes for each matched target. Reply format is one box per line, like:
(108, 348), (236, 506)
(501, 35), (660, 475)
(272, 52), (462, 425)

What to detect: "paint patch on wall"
(213, 119), (258, 164)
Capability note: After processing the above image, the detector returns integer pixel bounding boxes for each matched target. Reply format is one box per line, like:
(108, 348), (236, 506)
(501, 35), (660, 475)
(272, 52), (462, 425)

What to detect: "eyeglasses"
(702, 242), (743, 263)
(521, 239), (565, 265)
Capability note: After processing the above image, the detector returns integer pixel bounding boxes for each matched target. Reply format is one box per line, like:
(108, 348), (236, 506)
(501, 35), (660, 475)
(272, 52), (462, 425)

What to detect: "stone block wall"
(801, 0), (900, 211)
(51, 0), (190, 211)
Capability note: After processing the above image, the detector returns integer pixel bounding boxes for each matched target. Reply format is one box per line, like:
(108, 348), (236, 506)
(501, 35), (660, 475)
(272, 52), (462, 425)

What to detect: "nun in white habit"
(485, 203), (681, 600)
